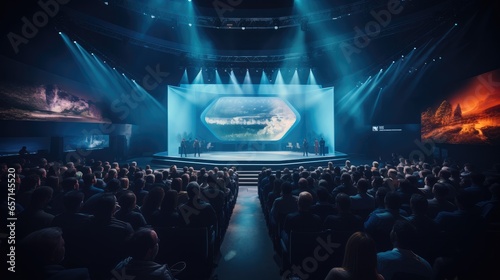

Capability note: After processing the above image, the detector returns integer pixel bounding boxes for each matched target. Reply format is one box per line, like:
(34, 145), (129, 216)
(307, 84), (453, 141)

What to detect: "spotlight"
(392, 61), (395, 63)
(454, 23), (458, 26)
(91, 53), (94, 55)
(241, 27), (245, 30)
(380, 69), (383, 72)
(73, 41), (77, 44)
(104, 1), (108, 5)
(274, 26), (279, 30)
(188, 23), (192, 27)
(151, 15), (155, 18)
(414, 47), (416, 50)
(58, 31), (62, 35)
(439, 57), (442, 59)
(113, 67), (116, 70)
(104, 61), (106, 63)
(401, 55), (404, 58)
(132, 79), (135, 82)
(122, 73), (125, 76)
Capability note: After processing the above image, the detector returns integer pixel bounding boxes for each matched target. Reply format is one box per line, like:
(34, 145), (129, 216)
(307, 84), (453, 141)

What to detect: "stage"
(151, 150), (349, 171)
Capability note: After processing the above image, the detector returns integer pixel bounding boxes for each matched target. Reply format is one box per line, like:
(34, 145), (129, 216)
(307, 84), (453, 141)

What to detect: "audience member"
(18, 227), (90, 280)
(113, 227), (176, 280)
(325, 231), (384, 280)
(115, 190), (148, 230)
(377, 220), (433, 280)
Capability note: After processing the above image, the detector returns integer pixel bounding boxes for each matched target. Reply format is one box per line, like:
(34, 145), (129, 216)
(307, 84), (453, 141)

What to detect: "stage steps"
(236, 170), (261, 188)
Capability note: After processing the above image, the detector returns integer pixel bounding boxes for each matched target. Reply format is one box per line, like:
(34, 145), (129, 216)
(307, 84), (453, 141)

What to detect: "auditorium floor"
(212, 186), (281, 280)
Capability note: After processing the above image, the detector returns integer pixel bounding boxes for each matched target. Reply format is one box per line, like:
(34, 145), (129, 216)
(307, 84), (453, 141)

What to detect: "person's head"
(432, 182), (449, 199)
(106, 178), (122, 193)
(410, 194), (428, 215)
(424, 174), (438, 187)
(21, 174), (40, 191)
(390, 220), (417, 250)
(120, 177), (130, 190)
(298, 177), (308, 189)
(19, 227), (65, 267)
(63, 190), (84, 213)
(281, 181), (292, 195)
(30, 186), (53, 209)
(142, 187), (165, 211)
(384, 191), (401, 211)
(82, 173), (96, 187)
(356, 178), (370, 194)
(171, 177), (182, 192)
(129, 227), (160, 261)
(92, 192), (117, 220)
(342, 232), (379, 279)
(118, 191), (137, 212)
(107, 168), (118, 180)
(162, 190), (179, 211)
(335, 193), (351, 212)
(145, 173), (155, 184)
(154, 172), (163, 183)
(438, 169), (451, 180)
(316, 187), (330, 203)
(297, 191), (314, 211)
(371, 176), (383, 189)
(341, 173), (352, 185)
(186, 181), (200, 200)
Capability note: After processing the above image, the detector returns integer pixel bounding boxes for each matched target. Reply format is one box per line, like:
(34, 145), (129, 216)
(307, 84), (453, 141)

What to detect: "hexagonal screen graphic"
(201, 97), (300, 141)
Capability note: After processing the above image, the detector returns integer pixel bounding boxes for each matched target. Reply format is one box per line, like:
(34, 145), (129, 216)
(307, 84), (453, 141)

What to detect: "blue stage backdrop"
(167, 84), (334, 155)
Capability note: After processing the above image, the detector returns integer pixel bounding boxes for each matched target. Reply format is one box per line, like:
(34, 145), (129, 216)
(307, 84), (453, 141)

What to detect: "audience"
(4, 152), (498, 280)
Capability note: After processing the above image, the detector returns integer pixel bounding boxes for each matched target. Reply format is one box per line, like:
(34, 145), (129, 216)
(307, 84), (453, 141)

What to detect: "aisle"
(213, 186), (281, 280)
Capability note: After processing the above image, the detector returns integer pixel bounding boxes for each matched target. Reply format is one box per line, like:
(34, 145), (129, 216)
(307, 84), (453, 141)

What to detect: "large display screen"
(421, 69), (500, 145)
(167, 84), (334, 155)
(201, 96), (300, 141)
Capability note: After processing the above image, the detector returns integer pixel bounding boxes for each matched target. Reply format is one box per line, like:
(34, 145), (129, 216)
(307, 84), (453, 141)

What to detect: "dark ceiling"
(1, 0), (499, 88)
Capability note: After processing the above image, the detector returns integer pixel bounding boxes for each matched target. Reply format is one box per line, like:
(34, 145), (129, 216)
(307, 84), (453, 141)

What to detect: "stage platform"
(151, 151), (349, 171)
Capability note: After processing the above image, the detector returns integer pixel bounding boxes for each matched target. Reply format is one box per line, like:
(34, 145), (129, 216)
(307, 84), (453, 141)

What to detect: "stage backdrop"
(167, 84), (334, 155)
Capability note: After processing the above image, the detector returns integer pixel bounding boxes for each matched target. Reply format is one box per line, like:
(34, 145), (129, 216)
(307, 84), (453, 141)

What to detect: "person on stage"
(180, 138), (187, 157)
(302, 138), (309, 157)
(314, 138), (319, 155)
(193, 138), (201, 157)
(319, 137), (326, 156)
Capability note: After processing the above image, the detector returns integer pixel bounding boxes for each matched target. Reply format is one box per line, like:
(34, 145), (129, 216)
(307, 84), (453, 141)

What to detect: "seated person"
(364, 191), (409, 252)
(323, 193), (363, 234)
(281, 191), (322, 246)
(51, 190), (92, 268)
(115, 191), (147, 230)
(377, 220), (433, 280)
(178, 182), (218, 233)
(310, 186), (337, 222)
(18, 227), (90, 280)
(113, 227), (176, 280)
(80, 193), (134, 279)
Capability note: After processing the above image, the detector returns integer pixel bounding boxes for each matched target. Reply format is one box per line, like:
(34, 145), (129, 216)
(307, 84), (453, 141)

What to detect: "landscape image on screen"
(63, 135), (110, 152)
(201, 97), (300, 141)
(0, 81), (104, 122)
(421, 69), (500, 145)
